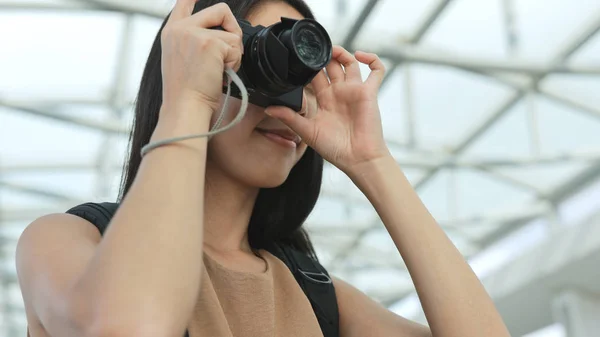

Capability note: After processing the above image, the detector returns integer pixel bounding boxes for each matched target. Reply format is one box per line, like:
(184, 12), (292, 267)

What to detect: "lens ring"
(292, 21), (331, 70)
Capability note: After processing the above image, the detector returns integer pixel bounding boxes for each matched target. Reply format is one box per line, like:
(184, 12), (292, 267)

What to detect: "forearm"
(72, 103), (210, 336)
(349, 156), (510, 337)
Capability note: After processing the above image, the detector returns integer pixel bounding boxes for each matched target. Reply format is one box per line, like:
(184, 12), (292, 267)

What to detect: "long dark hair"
(118, 0), (323, 260)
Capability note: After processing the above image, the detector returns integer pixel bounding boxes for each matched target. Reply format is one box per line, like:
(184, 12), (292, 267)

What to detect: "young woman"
(15, 0), (511, 336)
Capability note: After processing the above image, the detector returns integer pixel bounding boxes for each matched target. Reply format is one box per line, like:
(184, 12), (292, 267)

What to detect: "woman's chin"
(240, 169), (291, 189)
(257, 173), (291, 188)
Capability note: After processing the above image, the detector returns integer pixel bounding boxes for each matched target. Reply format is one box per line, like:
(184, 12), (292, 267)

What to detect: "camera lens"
(294, 25), (328, 69)
(241, 18), (332, 97)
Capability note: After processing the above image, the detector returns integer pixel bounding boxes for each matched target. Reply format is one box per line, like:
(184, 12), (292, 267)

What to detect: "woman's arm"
(16, 102), (211, 337)
(344, 155), (511, 337)
(264, 44), (509, 337)
(16, 1), (244, 335)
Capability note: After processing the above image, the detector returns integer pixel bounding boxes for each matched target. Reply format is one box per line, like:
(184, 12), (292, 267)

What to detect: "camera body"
(220, 17), (332, 112)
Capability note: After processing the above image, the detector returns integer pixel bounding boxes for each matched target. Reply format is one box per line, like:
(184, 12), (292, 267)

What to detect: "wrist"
(162, 89), (220, 117)
(157, 100), (213, 132)
(346, 155), (396, 182)
(146, 101), (214, 154)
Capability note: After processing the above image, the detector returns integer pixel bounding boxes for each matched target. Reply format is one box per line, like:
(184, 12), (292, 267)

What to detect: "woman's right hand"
(160, 0), (244, 115)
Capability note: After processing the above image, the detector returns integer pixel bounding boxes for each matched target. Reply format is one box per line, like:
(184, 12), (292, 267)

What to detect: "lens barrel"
(216, 17), (332, 112)
(243, 17), (332, 96)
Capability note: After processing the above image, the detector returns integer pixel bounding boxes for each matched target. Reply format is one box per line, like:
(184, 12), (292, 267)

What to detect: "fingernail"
(264, 109), (272, 116)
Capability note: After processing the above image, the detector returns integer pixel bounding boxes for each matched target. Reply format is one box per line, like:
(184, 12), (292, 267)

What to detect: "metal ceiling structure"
(1, 0), (600, 336)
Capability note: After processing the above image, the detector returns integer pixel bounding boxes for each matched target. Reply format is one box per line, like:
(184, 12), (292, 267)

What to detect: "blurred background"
(1, 0), (600, 336)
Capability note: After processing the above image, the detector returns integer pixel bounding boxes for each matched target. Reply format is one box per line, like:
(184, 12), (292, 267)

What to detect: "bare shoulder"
(332, 276), (431, 337)
(16, 213), (102, 336)
(17, 213), (102, 269)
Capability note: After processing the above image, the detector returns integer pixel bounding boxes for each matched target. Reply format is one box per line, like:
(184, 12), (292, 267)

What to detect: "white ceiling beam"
(459, 68), (600, 122)
(392, 149), (600, 169)
(308, 203), (548, 233)
(0, 181), (80, 203)
(379, 0), (455, 86)
(0, 0), (90, 11)
(354, 40), (600, 76)
(339, 0), (381, 49)
(410, 0), (453, 43)
(0, 163), (122, 173)
(0, 100), (127, 134)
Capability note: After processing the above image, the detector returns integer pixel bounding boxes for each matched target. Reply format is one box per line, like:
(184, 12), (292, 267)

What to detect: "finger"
(265, 106), (315, 142)
(217, 38), (243, 72)
(333, 46), (361, 82)
(171, 0), (196, 21)
(192, 31), (242, 71)
(310, 70), (329, 93)
(325, 58), (345, 83)
(188, 2), (242, 38)
(204, 30), (243, 54)
(356, 51), (386, 89)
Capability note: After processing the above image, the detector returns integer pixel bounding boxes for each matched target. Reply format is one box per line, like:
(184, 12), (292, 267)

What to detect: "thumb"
(265, 106), (315, 142)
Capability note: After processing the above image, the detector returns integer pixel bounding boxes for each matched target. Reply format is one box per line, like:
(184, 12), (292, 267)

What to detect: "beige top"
(187, 249), (325, 337)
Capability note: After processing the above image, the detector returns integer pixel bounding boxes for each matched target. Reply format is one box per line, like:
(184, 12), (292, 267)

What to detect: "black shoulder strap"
(268, 243), (340, 337)
(65, 203), (339, 337)
(66, 202), (119, 235)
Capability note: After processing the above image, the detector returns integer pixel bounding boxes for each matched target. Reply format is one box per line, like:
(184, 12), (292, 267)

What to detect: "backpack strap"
(66, 202), (119, 235)
(65, 202), (339, 337)
(268, 243), (340, 337)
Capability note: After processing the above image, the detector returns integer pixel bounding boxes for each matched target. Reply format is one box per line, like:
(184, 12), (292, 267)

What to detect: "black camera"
(218, 17), (332, 112)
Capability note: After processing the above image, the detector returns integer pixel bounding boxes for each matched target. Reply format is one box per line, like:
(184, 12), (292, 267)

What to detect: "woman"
(15, 0), (511, 336)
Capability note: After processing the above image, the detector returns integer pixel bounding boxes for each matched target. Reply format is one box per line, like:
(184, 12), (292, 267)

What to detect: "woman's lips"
(256, 128), (300, 148)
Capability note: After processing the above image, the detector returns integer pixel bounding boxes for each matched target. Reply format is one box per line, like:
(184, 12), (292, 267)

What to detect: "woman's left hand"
(265, 46), (391, 175)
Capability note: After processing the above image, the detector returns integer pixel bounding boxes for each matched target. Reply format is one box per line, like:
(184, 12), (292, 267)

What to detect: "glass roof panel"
(497, 162), (589, 193)
(0, 11), (124, 100)
(0, 0), (73, 5)
(513, 0), (600, 61)
(559, 175), (600, 226)
(305, 0), (368, 38)
(568, 30), (600, 63)
(357, 0), (439, 42)
(417, 170), (451, 222)
(410, 65), (515, 149)
(2, 170), (102, 201)
(378, 65), (409, 144)
(536, 95), (600, 153)
(469, 218), (548, 279)
(350, 268), (412, 299)
(540, 75), (600, 111)
(421, 0), (507, 57)
(461, 99), (538, 158)
(399, 168), (427, 185)
(56, 104), (113, 125)
(359, 226), (399, 255)
(0, 188), (66, 210)
(454, 168), (536, 219)
(124, 16), (164, 102)
(0, 107), (105, 165)
(0, 222), (29, 241)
